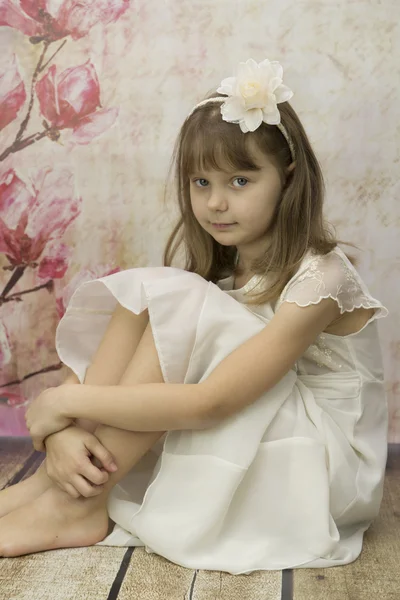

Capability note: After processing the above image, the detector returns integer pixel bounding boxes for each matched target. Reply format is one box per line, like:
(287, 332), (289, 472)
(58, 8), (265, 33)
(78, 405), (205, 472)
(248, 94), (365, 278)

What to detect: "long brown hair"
(163, 92), (356, 305)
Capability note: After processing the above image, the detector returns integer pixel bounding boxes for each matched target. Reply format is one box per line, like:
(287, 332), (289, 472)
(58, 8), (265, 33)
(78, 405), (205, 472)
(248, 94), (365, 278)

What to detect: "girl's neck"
(235, 251), (254, 276)
(233, 252), (255, 289)
(233, 271), (255, 290)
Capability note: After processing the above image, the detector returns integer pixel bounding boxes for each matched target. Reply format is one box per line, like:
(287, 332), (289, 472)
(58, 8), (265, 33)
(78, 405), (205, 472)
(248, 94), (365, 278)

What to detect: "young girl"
(0, 58), (388, 572)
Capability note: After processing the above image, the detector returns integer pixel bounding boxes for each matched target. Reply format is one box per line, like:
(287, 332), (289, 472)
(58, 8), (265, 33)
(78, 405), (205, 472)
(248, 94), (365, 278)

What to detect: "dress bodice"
(217, 247), (388, 378)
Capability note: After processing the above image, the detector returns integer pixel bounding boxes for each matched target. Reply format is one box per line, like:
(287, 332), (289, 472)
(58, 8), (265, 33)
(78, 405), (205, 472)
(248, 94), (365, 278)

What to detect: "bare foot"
(0, 461), (52, 519)
(0, 485), (109, 557)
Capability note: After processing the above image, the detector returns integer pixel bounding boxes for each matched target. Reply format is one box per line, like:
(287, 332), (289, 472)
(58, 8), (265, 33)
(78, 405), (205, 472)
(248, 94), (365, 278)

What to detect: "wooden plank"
(293, 450), (400, 600)
(0, 438), (126, 600)
(119, 547), (282, 600)
(191, 569), (282, 600)
(0, 547), (127, 600)
(118, 547), (195, 599)
(1, 441), (398, 600)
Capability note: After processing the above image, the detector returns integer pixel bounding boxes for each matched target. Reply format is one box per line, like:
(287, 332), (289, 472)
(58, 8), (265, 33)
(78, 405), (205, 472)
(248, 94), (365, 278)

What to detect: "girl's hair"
(163, 92), (356, 305)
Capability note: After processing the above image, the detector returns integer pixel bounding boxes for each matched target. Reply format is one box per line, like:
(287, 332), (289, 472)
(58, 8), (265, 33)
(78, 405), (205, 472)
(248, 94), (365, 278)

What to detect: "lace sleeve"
(276, 250), (388, 318)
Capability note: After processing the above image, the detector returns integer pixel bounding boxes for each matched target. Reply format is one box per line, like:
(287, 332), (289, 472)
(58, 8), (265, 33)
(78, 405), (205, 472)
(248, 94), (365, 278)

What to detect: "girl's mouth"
(211, 223), (236, 230)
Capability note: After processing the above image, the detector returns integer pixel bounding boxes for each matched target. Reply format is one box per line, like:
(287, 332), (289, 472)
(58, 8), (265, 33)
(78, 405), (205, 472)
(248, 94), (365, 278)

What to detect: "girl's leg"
(0, 320), (167, 557)
(0, 304), (151, 518)
(84, 321), (167, 485)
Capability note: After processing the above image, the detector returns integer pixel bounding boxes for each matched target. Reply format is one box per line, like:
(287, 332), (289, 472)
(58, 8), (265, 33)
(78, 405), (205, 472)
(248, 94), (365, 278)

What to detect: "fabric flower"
(217, 58), (293, 133)
(35, 61), (118, 144)
(0, 0), (130, 42)
(0, 53), (26, 131)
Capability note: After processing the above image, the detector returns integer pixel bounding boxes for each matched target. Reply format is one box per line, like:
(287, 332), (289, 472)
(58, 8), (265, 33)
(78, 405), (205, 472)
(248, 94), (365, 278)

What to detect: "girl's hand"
(25, 387), (73, 451)
(45, 425), (118, 498)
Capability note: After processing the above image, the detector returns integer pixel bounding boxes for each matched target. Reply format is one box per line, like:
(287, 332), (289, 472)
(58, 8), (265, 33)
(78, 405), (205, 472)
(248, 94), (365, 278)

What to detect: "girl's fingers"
(73, 474), (104, 498)
(81, 461), (109, 486)
(86, 439), (118, 473)
(32, 437), (45, 452)
(61, 482), (81, 499)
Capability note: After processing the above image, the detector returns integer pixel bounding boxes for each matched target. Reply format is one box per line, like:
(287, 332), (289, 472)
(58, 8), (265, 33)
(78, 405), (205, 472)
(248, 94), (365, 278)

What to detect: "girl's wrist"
(59, 384), (80, 420)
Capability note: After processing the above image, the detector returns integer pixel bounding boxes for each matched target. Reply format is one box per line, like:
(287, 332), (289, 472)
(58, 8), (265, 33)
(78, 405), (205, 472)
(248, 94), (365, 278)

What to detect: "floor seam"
(106, 546), (135, 600)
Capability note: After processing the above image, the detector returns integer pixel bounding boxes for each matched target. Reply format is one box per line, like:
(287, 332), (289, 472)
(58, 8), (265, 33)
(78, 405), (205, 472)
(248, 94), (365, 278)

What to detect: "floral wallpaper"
(0, 0), (399, 441)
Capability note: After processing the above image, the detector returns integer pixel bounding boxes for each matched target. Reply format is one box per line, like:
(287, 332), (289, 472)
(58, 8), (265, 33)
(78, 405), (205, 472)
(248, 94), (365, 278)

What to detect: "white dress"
(55, 246), (389, 573)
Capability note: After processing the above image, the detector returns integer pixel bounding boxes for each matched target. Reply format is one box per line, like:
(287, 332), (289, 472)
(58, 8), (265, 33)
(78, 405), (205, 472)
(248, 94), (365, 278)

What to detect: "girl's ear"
(286, 161), (296, 174)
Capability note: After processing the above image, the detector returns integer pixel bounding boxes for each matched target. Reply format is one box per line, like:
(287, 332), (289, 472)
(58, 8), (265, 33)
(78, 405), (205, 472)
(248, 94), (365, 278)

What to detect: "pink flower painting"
(0, 0), (131, 435)
(0, 54), (26, 131)
(0, 322), (26, 412)
(0, 167), (81, 273)
(35, 61), (118, 144)
(0, 0), (130, 41)
(55, 265), (120, 319)
(0, 321), (12, 368)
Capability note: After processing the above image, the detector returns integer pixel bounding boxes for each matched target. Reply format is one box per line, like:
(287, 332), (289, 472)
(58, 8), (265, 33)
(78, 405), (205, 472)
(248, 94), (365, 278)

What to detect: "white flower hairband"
(188, 58), (296, 161)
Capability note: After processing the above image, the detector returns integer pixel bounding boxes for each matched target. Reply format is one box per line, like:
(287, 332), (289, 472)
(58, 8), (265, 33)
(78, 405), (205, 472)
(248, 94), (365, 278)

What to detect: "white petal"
(237, 58), (258, 80)
(239, 119), (249, 133)
(267, 76), (282, 93)
(244, 108), (263, 131)
(221, 96), (245, 122)
(246, 58), (259, 69)
(263, 95), (276, 112)
(263, 107), (281, 125)
(274, 84), (293, 103)
(244, 58), (259, 72)
(269, 61), (283, 81)
(258, 58), (272, 71)
(259, 60), (275, 81)
(217, 76), (235, 96)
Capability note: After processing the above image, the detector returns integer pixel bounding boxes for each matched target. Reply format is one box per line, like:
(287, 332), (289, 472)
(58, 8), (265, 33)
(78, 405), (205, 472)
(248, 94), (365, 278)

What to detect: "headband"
(188, 58), (296, 162)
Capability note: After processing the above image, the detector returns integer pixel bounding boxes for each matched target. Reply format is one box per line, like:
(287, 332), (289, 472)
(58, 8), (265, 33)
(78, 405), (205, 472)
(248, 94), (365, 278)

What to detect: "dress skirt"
(55, 267), (388, 573)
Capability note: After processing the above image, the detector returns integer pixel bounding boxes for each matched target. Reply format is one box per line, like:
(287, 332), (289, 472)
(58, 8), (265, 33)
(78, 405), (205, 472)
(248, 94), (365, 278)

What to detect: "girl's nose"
(207, 188), (228, 211)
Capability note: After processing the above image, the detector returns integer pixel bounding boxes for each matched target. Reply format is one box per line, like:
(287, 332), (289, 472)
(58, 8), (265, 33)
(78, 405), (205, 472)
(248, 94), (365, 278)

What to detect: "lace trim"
(277, 250), (388, 317)
(283, 294), (385, 315)
(242, 274), (264, 294)
(304, 333), (344, 371)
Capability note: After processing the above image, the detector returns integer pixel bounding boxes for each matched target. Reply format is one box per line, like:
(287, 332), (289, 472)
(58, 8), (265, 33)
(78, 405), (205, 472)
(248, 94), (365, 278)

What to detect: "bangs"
(181, 109), (267, 176)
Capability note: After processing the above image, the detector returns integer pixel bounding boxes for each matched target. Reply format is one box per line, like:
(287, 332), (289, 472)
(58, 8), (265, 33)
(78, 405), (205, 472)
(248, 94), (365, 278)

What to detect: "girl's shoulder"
(275, 246), (388, 320)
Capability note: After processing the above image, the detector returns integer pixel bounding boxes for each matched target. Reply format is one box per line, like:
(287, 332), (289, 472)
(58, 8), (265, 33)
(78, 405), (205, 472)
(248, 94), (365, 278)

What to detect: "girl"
(0, 58), (388, 572)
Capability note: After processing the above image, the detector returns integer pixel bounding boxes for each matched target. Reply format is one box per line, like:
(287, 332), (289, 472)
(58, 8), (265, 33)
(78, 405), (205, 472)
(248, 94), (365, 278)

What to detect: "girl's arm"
(60, 366), (100, 433)
(59, 297), (341, 431)
(62, 367), (80, 385)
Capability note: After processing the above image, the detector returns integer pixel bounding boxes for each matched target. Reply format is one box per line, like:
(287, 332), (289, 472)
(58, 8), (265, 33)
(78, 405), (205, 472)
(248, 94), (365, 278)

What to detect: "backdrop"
(0, 0), (399, 440)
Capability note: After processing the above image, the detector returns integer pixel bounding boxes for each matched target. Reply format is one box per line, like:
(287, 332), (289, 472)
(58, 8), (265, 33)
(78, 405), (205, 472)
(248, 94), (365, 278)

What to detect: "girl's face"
(189, 143), (286, 261)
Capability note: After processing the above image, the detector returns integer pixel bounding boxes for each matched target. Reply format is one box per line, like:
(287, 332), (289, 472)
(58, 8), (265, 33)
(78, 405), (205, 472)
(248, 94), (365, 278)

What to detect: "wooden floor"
(0, 439), (399, 600)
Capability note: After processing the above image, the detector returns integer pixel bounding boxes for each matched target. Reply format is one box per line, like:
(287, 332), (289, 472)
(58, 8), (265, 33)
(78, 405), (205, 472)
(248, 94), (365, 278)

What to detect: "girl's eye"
(232, 177), (248, 188)
(194, 178), (209, 187)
